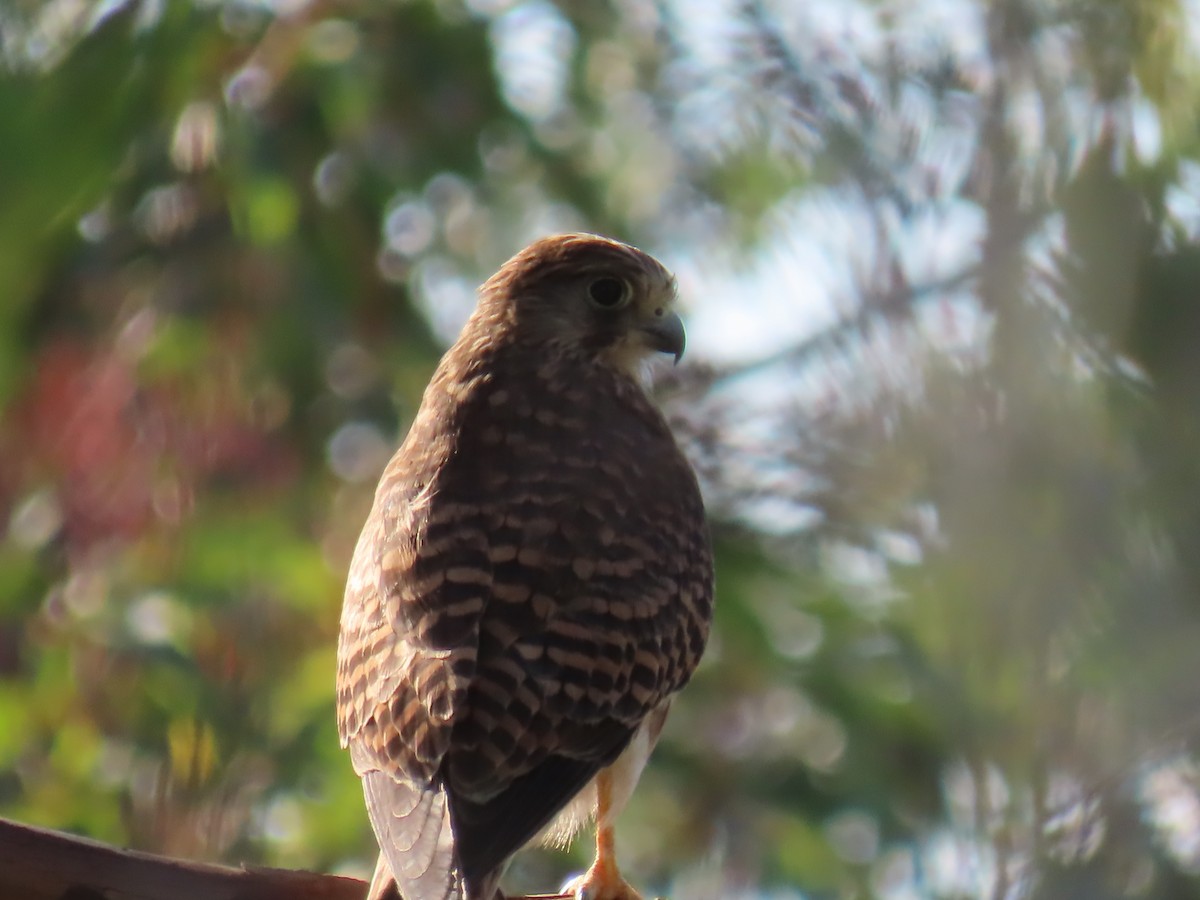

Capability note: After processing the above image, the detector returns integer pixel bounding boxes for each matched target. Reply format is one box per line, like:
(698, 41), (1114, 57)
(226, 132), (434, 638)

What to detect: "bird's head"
(477, 233), (685, 375)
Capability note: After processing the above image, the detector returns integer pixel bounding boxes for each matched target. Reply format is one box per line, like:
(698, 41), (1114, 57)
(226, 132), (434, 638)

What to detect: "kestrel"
(336, 234), (714, 900)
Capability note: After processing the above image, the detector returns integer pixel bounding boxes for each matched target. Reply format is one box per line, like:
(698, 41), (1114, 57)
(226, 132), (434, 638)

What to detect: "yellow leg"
(561, 771), (643, 900)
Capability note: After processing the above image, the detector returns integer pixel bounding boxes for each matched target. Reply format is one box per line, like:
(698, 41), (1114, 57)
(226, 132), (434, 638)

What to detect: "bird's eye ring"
(587, 276), (631, 310)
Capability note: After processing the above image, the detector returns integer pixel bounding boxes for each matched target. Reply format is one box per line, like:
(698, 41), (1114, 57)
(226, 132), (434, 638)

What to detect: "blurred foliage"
(4, 0), (1200, 898)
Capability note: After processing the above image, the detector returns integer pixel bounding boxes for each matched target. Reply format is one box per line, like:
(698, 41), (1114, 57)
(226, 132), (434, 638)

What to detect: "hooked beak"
(640, 310), (686, 364)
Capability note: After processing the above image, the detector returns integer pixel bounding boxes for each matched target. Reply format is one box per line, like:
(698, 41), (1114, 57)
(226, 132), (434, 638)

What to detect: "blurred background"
(3, 0), (1200, 897)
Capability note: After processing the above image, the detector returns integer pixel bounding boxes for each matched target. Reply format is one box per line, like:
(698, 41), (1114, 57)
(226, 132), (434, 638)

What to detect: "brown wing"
(336, 349), (713, 897)
(337, 359), (487, 899)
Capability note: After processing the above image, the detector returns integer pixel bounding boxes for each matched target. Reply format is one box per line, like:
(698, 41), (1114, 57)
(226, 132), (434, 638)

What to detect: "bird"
(336, 233), (714, 900)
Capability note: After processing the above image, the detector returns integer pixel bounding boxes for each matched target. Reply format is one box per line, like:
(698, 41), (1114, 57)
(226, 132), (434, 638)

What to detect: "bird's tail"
(367, 855), (505, 900)
(362, 769), (508, 900)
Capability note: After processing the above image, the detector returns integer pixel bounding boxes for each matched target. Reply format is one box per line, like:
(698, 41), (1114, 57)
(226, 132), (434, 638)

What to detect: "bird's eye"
(587, 276), (631, 310)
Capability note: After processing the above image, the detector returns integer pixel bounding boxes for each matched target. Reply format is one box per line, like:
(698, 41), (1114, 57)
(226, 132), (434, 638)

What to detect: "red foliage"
(4, 337), (298, 552)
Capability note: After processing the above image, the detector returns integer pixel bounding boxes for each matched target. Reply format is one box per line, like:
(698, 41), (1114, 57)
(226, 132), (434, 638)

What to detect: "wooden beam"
(0, 816), (581, 900)
(0, 816), (366, 900)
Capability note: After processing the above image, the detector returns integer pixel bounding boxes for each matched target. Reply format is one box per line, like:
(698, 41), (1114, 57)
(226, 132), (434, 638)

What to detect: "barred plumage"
(336, 234), (713, 900)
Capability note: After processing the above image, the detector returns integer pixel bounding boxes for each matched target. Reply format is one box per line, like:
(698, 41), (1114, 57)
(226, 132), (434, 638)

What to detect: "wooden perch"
(0, 816), (579, 900)
(0, 816), (367, 900)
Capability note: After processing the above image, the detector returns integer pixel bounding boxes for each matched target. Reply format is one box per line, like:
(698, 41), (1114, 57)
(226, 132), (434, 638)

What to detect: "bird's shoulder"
(383, 342), (691, 509)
